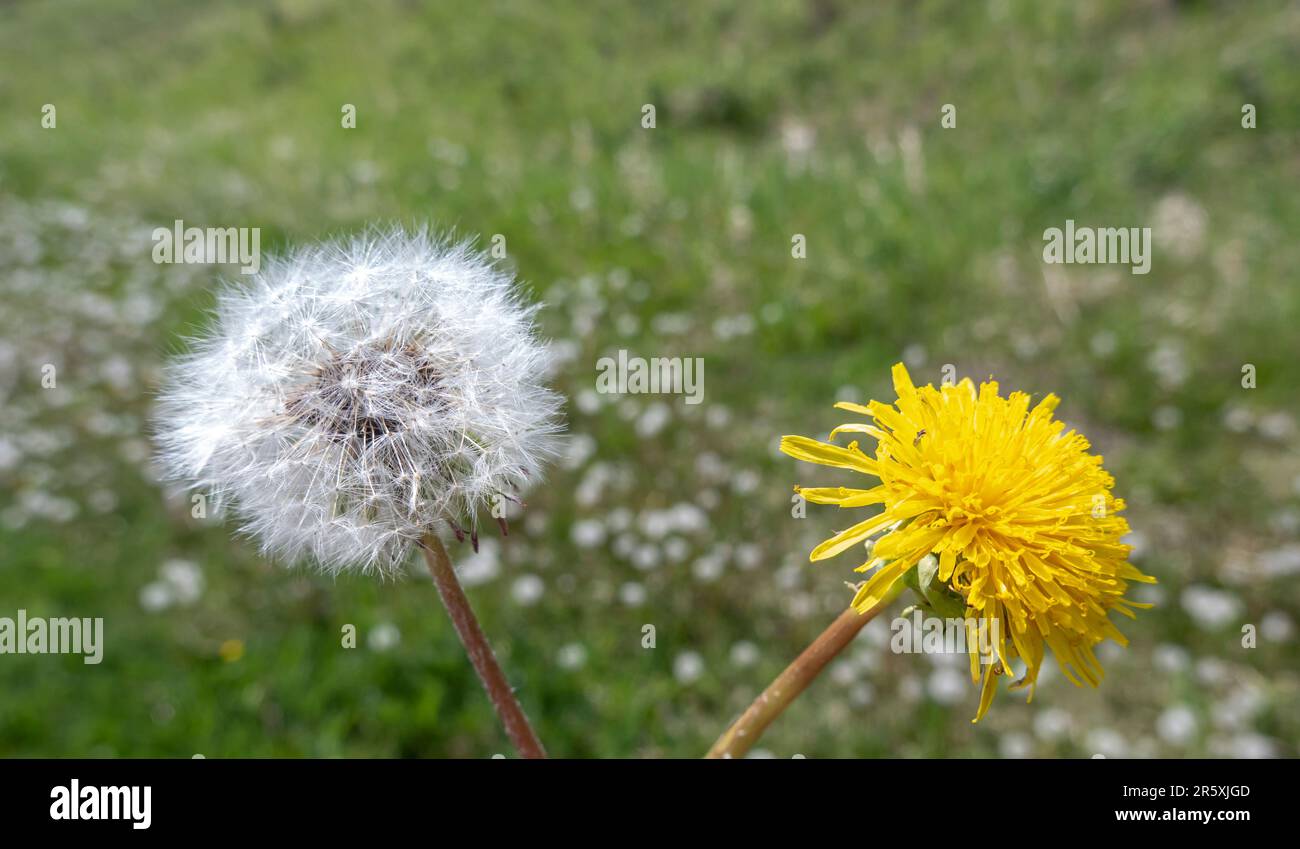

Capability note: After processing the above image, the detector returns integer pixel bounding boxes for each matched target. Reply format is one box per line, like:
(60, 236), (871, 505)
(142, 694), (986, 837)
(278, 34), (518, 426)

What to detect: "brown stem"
(420, 532), (547, 759)
(706, 600), (892, 759)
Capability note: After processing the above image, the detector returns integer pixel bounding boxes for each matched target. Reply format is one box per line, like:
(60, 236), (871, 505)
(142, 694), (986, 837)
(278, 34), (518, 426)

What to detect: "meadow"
(0, 0), (1297, 757)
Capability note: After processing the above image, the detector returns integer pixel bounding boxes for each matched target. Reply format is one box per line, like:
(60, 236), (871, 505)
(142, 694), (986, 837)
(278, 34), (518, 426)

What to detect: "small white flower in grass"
(1261, 611), (1293, 642)
(160, 558), (204, 604)
(637, 509), (673, 539)
(1213, 684), (1265, 730)
(1195, 657), (1231, 686)
(457, 538), (501, 587)
(1259, 412), (1296, 440)
(1033, 708), (1073, 742)
(368, 622), (401, 652)
(139, 582), (173, 612)
(830, 660), (858, 686)
(636, 402), (671, 438)
(1223, 406), (1253, 433)
(692, 551), (726, 582)
(605, 507), (632, 532)
(734, 543), (762, 571)
(731, 469), (760, 494)
(900, 344), (926, 368)
(1086, 728), (1128, 759)
(848, 683), (874, 707)
(1258, 544), (1300, 577)
(618, 582), (646, 606)
(927, 668), (967, 705)
(1157, 705), (1197, 745)
(729, 640), (759, 668)
(0, 438), (20, 473)
(612, 533), (636, 559)
(632, 543), (661, 571)
(511, 574), (545, 606)
(562, 433), (596, 470)
(1090, 330), (1117, 358)
(570, 518), (606, 549)
(999, 732), (1033, 759)
(673, 651), (704, 684)
(897, 675), (923, 703)
(155, 227), (563, 576)
(695, 451), (727, 481)
(1153, 643), (1190, 673)
(1152, 405), (1182, 431)
(1221, 734), (1277, 759)
(557, 643), (587, 670)
(1180, 585), (1242, 630)
(669, 502), (708, 533)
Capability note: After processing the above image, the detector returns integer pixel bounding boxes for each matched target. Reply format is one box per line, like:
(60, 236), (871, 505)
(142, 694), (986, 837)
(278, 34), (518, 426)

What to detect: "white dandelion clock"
(155, 227), (561, 757)
(156, 227), (562, 575)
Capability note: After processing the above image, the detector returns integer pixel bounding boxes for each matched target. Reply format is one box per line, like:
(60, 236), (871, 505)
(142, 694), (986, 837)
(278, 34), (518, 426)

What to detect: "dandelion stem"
(706, 599), (892, 759)
(420, 532), (547, 759)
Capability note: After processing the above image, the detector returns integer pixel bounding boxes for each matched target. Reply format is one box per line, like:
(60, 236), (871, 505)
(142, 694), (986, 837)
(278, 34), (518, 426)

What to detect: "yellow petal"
(809, 512), (895, 561)
(891, 362), (917, 401)
(779, 435), (877, 476)
(796, 486), (888, 507)
(972, 660), (1000, 723)
(851, 559), (909, 613)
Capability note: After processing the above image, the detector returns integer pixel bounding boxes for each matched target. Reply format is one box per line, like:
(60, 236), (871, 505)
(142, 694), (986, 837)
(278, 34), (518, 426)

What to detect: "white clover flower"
(155, 227), (563, 576)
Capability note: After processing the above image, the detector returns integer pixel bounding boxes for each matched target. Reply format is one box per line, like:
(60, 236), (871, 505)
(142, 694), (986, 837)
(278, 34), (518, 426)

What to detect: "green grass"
(0, 0), (1298, 757)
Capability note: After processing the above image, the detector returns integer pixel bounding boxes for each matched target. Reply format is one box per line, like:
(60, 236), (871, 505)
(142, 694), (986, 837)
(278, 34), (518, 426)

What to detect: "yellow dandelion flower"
(781, 362), (1155, 721)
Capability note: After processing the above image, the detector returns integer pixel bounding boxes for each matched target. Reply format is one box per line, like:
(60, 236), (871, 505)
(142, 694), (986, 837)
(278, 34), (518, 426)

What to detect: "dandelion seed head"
(155, 227), (563, 576)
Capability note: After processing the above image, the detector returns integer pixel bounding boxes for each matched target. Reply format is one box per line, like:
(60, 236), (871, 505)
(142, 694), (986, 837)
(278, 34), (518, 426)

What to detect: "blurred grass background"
(1, 0), (1298, 757)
